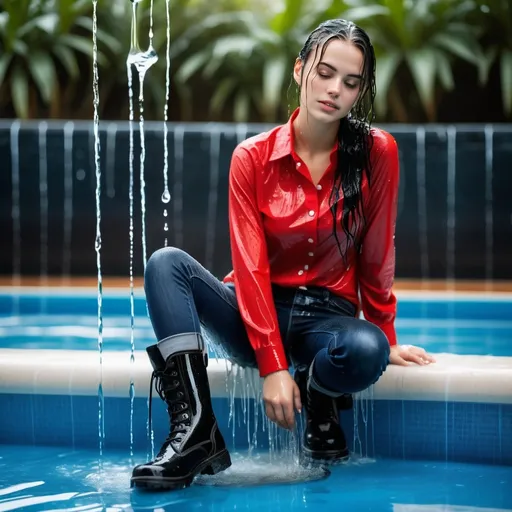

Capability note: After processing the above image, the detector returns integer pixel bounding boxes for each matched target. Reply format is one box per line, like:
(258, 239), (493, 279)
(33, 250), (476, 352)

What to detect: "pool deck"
(1, 278), (511, 405)
(1, 347), (511, 404)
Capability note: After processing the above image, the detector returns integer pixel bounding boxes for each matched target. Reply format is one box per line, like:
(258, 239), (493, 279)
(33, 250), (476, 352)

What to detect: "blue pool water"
(0, 291), (511, 356)
(0, 445), (511, 511)
(1, 290), (512, 511)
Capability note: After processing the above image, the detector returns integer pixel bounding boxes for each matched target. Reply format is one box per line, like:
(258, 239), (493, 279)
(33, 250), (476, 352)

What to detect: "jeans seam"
(189, 272), (240, 314)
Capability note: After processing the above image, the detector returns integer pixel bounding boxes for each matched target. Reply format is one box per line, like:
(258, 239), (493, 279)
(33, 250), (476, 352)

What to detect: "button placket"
(302, 173), (320, 279)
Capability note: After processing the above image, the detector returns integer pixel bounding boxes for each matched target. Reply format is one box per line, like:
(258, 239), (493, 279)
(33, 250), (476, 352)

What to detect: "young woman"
(130, 18), (435, 490)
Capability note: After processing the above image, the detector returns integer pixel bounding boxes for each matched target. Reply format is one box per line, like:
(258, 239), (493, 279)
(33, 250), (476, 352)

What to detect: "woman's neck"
(292, 108), (340, 156)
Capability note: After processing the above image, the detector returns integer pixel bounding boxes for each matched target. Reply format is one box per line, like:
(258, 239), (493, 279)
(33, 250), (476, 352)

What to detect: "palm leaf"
(406, 48), (437, 121)
(374, 50), (401, 116)
(234, 90), (250, 122)
(210, 77), (237, 115)
(27, 51), (57, 104)
(53, 44), (79, 79)
(262, 54), (289, 121)
(11, 64), (29, 119)
(500, 49), (512, 115)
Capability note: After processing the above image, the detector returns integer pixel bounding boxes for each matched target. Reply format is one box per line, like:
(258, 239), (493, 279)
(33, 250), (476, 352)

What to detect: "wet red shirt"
(223, 108), (399, 377)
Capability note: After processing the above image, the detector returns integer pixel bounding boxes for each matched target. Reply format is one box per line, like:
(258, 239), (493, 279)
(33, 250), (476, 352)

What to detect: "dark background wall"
(0, 120), (511, 281)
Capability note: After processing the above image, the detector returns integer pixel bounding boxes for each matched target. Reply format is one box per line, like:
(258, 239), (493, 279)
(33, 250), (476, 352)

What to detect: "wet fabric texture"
(223, 107), (399, 376)
(144, 247), (389, 394)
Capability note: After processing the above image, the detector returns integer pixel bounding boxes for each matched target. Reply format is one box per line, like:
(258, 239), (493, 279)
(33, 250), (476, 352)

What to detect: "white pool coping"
(1, 348), (511, 404)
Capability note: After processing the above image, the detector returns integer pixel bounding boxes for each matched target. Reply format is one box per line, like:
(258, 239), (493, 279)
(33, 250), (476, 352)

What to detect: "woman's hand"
(389, 344), (436, 366)
(262, 370), (302, 430)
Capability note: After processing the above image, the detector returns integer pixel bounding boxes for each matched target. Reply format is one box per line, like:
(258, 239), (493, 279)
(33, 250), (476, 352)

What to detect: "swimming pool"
(0, 288), (511, 511)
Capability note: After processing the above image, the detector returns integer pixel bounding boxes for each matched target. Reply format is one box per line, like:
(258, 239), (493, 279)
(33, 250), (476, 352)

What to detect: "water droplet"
(164, 223), (169, 231)
(163, 209), (168, 217)
(161, 190), (171, 203)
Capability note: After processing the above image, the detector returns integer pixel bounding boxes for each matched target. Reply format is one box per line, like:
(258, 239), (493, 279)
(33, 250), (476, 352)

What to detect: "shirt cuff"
(255, 344), (289, 377)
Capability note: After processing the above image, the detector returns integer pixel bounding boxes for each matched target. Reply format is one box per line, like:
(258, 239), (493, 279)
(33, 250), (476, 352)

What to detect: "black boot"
(294, 364), (351, 465)
(131, 333), (231, 490)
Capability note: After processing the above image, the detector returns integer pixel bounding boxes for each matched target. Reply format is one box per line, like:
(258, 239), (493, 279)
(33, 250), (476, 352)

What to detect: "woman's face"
(294, 38), (364, 123)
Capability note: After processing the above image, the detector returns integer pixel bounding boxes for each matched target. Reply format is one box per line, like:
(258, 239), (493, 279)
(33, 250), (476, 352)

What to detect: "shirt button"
(316, 184), (322, 190)
(296, 162), (301, 168)
(308, 238), (314, 244)
(308, 252), (314, 257)
(304, 265), (309, 270)
(298, 270), (304, 276)
(308, 210), (315, 217)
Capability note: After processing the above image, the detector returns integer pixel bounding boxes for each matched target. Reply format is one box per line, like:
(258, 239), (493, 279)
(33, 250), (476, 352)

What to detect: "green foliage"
(0, 0), (510, 122)
(343, 0), (484, 121)
(472, 0), (512, 115)
(0, 0), (119, 118)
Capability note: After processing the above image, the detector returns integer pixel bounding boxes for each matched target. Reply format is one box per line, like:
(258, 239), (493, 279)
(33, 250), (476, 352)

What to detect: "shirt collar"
(269, 107), (339, 163)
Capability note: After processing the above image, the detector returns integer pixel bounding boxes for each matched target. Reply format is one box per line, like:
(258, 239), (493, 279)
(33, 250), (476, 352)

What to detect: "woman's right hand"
(262, 370), (302, 430)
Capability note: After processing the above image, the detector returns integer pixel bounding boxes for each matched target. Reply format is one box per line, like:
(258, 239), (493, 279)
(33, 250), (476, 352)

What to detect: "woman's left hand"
(389, 344), (436, 366)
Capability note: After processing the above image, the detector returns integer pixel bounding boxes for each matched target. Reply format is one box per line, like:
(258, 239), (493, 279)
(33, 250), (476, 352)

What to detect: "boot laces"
(148, 360), (191, 444)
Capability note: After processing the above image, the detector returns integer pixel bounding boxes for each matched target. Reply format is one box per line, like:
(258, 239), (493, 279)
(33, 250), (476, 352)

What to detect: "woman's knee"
(345, 322), (390, 369)
(145, 246), (190, 282)
(327, 321), (390, 386)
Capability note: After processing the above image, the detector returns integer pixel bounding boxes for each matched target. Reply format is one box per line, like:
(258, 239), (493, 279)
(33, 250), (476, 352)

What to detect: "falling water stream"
(126, 0), (158, 458)
(161, 0), (172, 247)
(91, 0), (104, 459)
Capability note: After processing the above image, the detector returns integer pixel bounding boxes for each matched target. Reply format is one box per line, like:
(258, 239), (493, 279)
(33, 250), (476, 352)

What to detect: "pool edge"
(1, 348), (511, 404)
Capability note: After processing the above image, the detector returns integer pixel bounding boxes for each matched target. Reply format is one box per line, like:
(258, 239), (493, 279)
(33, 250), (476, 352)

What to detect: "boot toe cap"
(132, 463), (167, 478)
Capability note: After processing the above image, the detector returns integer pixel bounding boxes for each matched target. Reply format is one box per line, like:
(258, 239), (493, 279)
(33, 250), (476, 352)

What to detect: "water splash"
(91, 0), (105, 459)
(10, 120), (21, 315)
(195, 452), (328, 487)
(484, 125), (494, 289)
(62, 122), (74, 284)
(38, 122), (49, 310)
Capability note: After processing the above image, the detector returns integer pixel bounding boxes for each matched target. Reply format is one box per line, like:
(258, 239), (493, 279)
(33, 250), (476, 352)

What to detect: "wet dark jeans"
(144, 247), (390, 395)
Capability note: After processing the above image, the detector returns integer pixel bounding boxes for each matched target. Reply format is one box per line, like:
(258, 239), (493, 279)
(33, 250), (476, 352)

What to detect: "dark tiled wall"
(0, 121), (510, 280)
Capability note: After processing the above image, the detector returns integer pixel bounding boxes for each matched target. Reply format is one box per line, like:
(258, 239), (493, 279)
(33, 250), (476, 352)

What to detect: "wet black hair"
(296, 19), (376, 263)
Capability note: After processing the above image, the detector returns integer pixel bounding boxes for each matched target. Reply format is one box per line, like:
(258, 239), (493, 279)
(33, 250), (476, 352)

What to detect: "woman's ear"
(293, 58), (302, 86)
